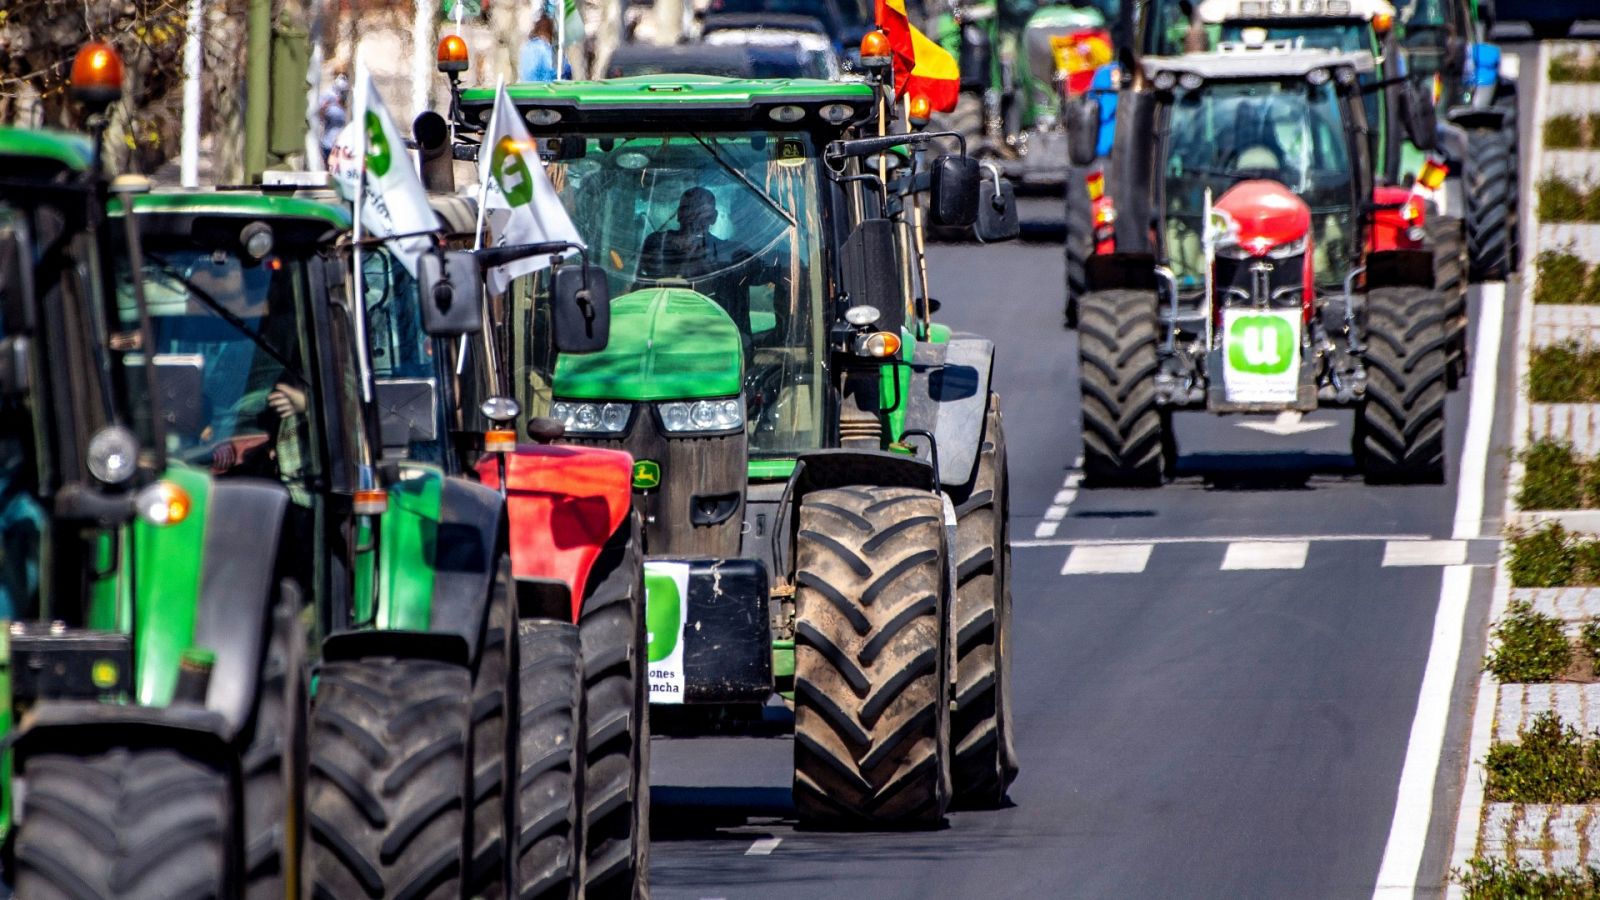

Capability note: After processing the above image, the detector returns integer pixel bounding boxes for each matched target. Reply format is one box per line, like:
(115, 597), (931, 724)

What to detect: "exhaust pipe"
(413, 111), (454, 193)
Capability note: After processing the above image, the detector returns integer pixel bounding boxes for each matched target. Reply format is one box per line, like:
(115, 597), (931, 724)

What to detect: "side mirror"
(1066, 96), (1100, 167)
(974, 168), (1020, 243)
(375, 377), (439, 451)
(840, 218), (902, 333)
(929, 154), (980, 228)
(415, 249), (483, 336)
(1400, 79), (1439, 152)
(551, 263), (611, 353)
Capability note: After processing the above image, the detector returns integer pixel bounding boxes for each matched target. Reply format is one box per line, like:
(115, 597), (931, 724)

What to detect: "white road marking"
(1017, 532), (1431, 549)
(1033, 462), (1085, 539)
(745, 837), (782, 856)
(1220, 540), (1308, 570)
(1235, 410), (1339, 436)
(1061, 543), (1153, 575)
(1382, 539), (1468, 567)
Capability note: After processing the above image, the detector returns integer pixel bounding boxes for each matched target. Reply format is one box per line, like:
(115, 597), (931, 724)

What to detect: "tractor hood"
(1215, 180), (1311, 257)
(553, 287), (744, 402)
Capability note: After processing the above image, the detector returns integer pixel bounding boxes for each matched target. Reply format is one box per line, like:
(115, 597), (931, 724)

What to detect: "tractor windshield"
(117, 245), (321, 502)
(514, 130), (827, 456)
(1160, 78), (1357, 289)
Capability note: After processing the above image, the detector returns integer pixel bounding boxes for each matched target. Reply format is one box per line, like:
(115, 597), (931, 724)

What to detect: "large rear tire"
(512, 619), (586, 900)
(1079, 288), (1168, 485)
(306, 658), (470, 899)
(949, 395), (1017, 808)
(1357, 286), (1449, 484)
(1464, 128), (1516, 282)
(1063, 167), (1091, 328)
(578, 514), (648, 899)
(793, 486), (951, 828)
(242, 582), (307, 898)
(468, 566), (512, 897)
(15, 747), (232, 899)
(1429, 213), (1469, 388)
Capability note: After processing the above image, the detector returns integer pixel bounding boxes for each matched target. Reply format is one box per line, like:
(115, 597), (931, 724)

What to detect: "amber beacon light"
(70, 41), (125, 108)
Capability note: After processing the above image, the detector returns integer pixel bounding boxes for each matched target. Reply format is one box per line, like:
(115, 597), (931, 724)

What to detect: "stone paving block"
(1517, 588), (1600, 623)
(1542, 225), (1600, 264)
(1545, 151), (1600, 182)
(1549, 83), (1600, 117)
(1531, 405), (1600, 457)
(1492, 684), (1600, 743)
(1515, 805), (1551, 868)
(1552, 806), (1589, 869)
(1533, 306), (1600, 349)
(1483, 803), (1516, 858)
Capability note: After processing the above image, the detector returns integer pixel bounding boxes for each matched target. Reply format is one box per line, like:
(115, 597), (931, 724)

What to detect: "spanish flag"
(873, 0), (915, 80)
(904, 23), (959, 113)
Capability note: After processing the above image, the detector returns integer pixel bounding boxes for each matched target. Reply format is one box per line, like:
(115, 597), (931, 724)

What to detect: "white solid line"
(745, 837), (782, 856)
(1381, 540), (1468, 568)
(1061, 543), (1153, 575)
(1016, 532), (1432, 549)
(1033, 521), (1059, 539)
(1220, 540), (1308, 570)
(1452, 283), (1506, 540)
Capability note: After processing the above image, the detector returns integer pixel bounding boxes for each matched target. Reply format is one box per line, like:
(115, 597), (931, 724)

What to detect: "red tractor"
(1064, 48), (1458, 485)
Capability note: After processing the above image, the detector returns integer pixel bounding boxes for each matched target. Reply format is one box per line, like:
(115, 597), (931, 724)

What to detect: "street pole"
(180, 0), (204, 186)
(412, 0), (435, 121)
(244, 0), (271, 180)
(556, 0), (566, 80)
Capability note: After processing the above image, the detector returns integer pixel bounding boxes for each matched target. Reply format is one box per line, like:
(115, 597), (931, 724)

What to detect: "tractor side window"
(362, 248), (447, 463)
(0, 208), (46, 621)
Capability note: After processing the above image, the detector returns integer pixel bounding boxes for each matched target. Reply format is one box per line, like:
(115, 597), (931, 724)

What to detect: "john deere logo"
(91, 658), (119, 689)
(364, 111), (392, 177)
(632, 460), (661, 490)
(645, 570), (681, 663)
(491, 136), (535, 208)
(1227, 314), (1295, 375)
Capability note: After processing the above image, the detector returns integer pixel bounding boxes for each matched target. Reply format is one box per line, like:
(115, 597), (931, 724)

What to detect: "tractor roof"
(458, 76), (874, 132)
(111, 189), (351, 230)
(1197, 0), (1395, 22)
(1143, 48), (1375, 82)
(0, 126), (94, 174)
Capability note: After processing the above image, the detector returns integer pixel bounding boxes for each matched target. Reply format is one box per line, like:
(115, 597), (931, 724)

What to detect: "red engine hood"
(477, 444), (634, 622)
(1215, 180), (1311, 256)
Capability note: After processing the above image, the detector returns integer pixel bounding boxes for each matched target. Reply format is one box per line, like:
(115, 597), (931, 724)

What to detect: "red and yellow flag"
(904, 23), (959, 112)
(874, 0), (915, 79)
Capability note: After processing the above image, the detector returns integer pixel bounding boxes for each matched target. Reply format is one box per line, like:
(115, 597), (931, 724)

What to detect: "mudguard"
(904, 335), (994, 491)
(13, 701), (233, 763)
(477, 444), (633, 623)
(1447, 106), (1508, 133)
(781, 449), (937, 584)
(321, 629), (470, 668)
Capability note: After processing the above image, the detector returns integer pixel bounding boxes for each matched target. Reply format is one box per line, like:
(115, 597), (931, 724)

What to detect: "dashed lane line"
(1049, 538), (1489, 575)
(1033, 458), (1083, 539)
(745, 837), (782, 856)
(1380, 539), (1468, 568)
(1017, 532), (1431, 549)
(1220, 540), (1309, 570)
(1061, 543), (1153, 575)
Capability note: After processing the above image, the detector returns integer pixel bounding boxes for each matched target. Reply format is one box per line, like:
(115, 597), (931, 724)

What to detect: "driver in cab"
(638, 187), (787, 343)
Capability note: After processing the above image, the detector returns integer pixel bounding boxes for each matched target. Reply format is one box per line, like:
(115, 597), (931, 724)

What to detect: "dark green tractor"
(439, 73), (1022, 826)
(0, 72), (301, 900)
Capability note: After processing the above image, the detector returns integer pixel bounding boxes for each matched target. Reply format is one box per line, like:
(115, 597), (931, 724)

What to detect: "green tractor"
(0, 53), (302, 898)
(438, 71), (1022, 824)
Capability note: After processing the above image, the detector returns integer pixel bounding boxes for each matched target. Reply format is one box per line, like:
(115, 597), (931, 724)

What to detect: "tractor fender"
(426, 476), (506, 659)
(782, 449), (937, 582)
(1433, 121), (1470, 165)
(12, 701), (233, 766)
(1447, 105), (1507, 133)
(1367, 248), (1437, 290)
(193, 478), (289, 737)
(1086, 251), (1158, 293)
(904, 335), (994, 491)
(478, 443), (634, 623)
(320, 629), (469, 668)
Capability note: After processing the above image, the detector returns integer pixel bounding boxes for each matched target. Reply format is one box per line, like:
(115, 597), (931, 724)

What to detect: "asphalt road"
(647, 127), (1527, 896)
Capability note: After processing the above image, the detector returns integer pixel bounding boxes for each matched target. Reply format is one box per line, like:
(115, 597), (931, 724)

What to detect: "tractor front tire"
(307, 657), (470, 899)
(793, 486), (951, 827)
(1464, 128), (1517, 281)
(1079, 289), (1168, 485)
(1430, 213), (1469, 388)
(16, 747), (232, 899)
(242, 582), (307, 898)
(950, 395), (1017, 808)
(1357, 286), (1449, 484)
(513, 619), (586, 899)
(578, 513), (649, 899)
(468, 567), (512, 897)
(1063, 166), (1091, 328)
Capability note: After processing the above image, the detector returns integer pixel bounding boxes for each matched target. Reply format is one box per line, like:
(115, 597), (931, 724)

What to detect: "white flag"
(477, 80), (584, 294)
(329, 61), (437, 275)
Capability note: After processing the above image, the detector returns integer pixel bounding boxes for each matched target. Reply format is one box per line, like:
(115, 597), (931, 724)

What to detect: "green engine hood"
(553, 287), (743, 402)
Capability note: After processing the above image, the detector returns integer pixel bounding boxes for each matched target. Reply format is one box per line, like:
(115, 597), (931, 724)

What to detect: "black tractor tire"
(1429, 213), (1469, 388)
(1496, 84), (1523, 273)
(578, 513), (649, 899)
(793, 486), (951, 827)
(1063, 166), (1091, 328)
(15, 747), (232, 899)
(307, 657), (470, 899)
(1357, 286), (1450, 484)
(949, 395), (1018, 808)
(467, 565), (513, 897)
(1464, 128), (1517, 282)
(242, 581), (307, 899)
(1078, 289), (1169, 486)
(512, 619), (586, 900)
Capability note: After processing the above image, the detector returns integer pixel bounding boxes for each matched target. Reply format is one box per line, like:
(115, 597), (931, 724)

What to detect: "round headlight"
(819, 103), (854, 125)
(480, 395), (521, 423)
(767, 105), (806, 123)
(240, 222), (274, 260)
(525, 107), (562, 126)
(574, 404), (600, 430)
(1153, 71), (1177, 91)
(845, 305), (881, 327)
(615, 152), (650, 170)
(661, 403), (691, 431)
(87, 425), (139, 485)
(1178, 72), (1203, 91)
(1334, 66), (1357, 86)
(600, 403), (630, 432)
(1306, 67), (1330, 86)
(720, 399), (741, 423)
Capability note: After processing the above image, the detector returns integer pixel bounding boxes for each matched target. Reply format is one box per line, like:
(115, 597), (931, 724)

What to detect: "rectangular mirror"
(415, 249), (483, 336)
(929, 155), (980, 228)
(551, 262), (611, 354)
(375, 377), (439, 452)
(975, 174), (1020, 243)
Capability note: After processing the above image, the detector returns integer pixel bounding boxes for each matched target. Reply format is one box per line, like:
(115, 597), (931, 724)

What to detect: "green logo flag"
(477, 80), (584, 294)
(331, 60), (437, 275)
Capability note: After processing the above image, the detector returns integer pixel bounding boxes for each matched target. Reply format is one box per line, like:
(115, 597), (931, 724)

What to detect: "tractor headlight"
(87, 425), (139, 485)
(658, 398), (744, 434)
(1267, 235), (1308, 258)
(550, 401), (632, 434)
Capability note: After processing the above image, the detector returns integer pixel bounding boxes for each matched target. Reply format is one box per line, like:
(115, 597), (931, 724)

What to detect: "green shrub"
(1458, 857), (1600, 899)
(1536, 251), (1594, 304)
(1541, 177), (1590, 222)
(1582, 621), (1600, 668)
(1551, 53), (1600, 83)
(1530, 343), (1600, 402)
(1510, 524), (1581, 587)
(1548, 115), (1587, 149)
(1518, 440), (1586, 509)
(1584, 263), (1600, 305)
(1484, 712), (1600, 802)
(1485, 600), (1573, 682)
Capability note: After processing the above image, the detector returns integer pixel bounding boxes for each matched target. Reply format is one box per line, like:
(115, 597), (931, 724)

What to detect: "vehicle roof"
(701, 11), (830, 36)
(1197, 0), (1395, 22)
(111, 189), (351, 229)
(0, 126), (94, 173)
(607, 44), (753, 78)
(1143, 48), (1376, 80)
(460, 76), (874, 130)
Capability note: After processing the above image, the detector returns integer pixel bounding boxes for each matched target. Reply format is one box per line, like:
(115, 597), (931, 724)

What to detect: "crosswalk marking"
(1381, 539), (1467, 567)
(1061, 543), (1153, 575)
(1221, 541), (1309, 570)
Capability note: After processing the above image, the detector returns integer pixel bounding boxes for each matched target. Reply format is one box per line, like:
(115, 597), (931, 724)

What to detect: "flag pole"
(555, 0), (566, 81)
(905, 100), (932, 334)
(460, 79), (502, 377)
(351, 58), (375, 403)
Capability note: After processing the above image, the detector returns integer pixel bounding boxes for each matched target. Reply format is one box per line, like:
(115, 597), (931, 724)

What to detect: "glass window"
(362, 248), (448, 464)
(1161, 79), (1356, 288)
(0, 205), (46, 620)
(515, 131), (826, 455)
(118, 245), (321, 502)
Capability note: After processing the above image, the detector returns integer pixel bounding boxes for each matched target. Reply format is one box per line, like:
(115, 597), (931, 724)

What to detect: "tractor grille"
(1214, 254), (1304, 310)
